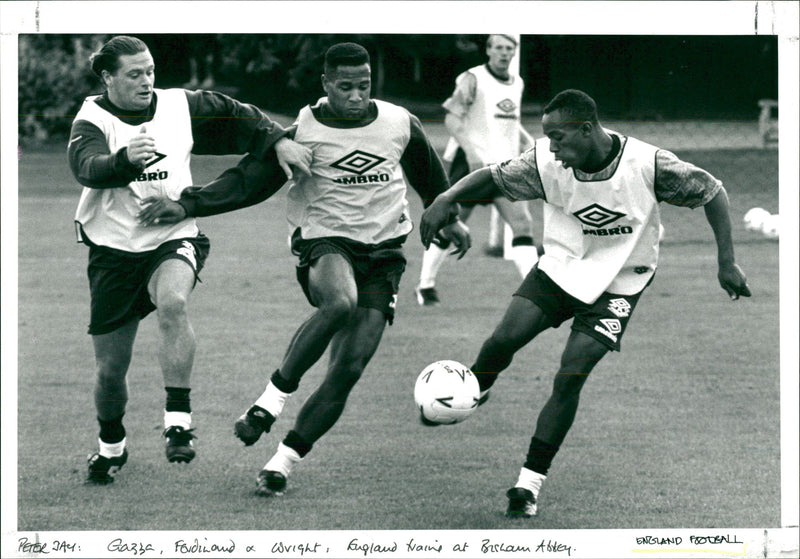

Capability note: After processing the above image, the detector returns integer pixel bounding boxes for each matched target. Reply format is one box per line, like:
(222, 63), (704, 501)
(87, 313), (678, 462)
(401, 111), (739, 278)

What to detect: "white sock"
(515, 467), (546, 499)
(264, 442), (303, 477)
(418, 244), (450, 289)
(164, 411), (191, 430)
(98, 437), (126, 458)
(510, 244), (539, 277)
(488, 206), (504, 248)
(254, 382), (291, 418)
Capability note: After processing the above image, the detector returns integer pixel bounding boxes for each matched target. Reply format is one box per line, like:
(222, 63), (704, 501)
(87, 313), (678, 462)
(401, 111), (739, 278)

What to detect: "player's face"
(542, 109), (592, 170)
(486, 36), (517, 76)
(323, 64), (371, 119)
(104, 50), (155, 111)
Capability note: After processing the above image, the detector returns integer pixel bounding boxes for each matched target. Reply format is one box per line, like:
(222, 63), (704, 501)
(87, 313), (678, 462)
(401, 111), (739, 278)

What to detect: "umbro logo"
(144, 151), (167, 168)
(599, 318), (622, 333)
(607, 298), (631, 318)
(573, 204), (626, 228)
(594, 318), (621, 343)
(496, 99), (517, 113)
(331, 150), (386, 175)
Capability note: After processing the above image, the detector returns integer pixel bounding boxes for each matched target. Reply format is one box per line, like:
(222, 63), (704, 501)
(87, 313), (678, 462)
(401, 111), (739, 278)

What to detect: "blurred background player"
(138, 42), (470, 497)
(69, 35), (311, 484)
(416, 34), (538, 306)
(182, 35), (220, 90)
(420, 89), (751, 518)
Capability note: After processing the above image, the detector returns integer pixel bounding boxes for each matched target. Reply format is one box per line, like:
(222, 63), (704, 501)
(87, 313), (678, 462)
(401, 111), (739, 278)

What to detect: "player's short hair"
(544, 89), (600, 126)
(90, 36), (149, 77)
(324, 42), (370, 75)
(486, 34), (518, 48)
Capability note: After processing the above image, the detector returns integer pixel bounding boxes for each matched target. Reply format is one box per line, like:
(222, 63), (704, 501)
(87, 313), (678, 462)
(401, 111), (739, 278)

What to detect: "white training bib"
(536, 135), (662, 303)
(74, 88), (198, 252)
(287, 99), (413, 245)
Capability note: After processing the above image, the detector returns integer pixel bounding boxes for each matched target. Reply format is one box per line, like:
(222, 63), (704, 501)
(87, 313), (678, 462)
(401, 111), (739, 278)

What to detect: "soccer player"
(416, 34), (538, 307)
(68, 35), (312, 484)
(420, 89), (751, 517)
(138, 42), (470, 496)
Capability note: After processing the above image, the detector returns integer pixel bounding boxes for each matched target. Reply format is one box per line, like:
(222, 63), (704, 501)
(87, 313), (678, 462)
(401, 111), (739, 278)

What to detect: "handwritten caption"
(18, 535), (575, 557)
(16, 531), (750, 558)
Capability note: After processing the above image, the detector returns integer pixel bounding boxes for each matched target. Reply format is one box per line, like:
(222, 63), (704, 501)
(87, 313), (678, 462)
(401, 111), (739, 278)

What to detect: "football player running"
(420, 89), (750, 518)
(138, 42), (469, 496)
(416, 34), (538, 307)
(69, 35), (311, 484)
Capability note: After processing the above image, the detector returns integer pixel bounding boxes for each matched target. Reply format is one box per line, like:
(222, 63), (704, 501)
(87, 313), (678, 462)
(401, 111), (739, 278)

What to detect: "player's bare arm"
(420, 167), (496, 248)
(702, 187), (752, 300)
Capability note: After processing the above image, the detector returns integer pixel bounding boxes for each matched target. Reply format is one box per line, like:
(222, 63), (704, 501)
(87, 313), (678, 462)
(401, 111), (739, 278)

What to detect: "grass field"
(13, 126), (781, 534)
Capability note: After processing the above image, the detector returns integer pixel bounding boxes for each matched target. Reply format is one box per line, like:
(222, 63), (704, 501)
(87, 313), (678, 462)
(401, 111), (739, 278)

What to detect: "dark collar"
(310, 100), (378, 128)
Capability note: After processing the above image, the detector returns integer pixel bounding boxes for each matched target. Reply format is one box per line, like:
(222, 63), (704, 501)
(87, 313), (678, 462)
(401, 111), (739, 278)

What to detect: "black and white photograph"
(2, 2), (798, 558)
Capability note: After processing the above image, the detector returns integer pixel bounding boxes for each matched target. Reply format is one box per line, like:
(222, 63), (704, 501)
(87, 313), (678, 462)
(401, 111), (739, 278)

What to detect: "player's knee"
(155, 290), (189, 324)
(96, 354), (131, 383)
(318, 295), (358, 324)
(563, 335), (606, 365)
(551, 370), (588, 399)
(333, 362), (365, 391)
(488, 325), (526, 355)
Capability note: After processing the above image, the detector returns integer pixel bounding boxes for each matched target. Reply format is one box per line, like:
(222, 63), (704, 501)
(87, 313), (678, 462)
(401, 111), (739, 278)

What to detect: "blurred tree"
(212, 34), (478, 113)
(18, 34), (107, 144)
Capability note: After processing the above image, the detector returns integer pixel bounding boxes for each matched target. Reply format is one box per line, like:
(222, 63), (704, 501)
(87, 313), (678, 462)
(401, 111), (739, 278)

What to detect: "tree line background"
(18, 33), (778, 146)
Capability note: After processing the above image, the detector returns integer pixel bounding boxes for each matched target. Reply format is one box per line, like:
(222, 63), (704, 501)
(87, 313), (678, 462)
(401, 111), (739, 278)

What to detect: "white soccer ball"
(414, 360), (480, 425)
(761, 213), (779, 240)
(744, 207), (770, 232)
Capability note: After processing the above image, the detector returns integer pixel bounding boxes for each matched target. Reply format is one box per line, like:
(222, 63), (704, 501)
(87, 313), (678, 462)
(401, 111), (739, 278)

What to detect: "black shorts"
(514, 266), (648, 351)
(85, 235), (210, 335)
(291, 229), (407, 324)
(449, 148), (501, 209)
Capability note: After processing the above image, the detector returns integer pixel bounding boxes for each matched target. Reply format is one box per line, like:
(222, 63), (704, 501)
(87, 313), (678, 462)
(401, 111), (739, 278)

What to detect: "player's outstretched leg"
(149, 258), (199, 463)
(470, 295), (552, 405)
(87, 321), (137, 484)
(237, 252), (357, 447)
(505, 331), (608, 517)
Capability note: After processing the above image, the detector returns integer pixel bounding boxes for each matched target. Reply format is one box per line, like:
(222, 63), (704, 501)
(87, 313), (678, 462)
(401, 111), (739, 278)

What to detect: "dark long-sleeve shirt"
(68, 89), (288, 190)
(178, 100), (452, 225)
(69, 88), (289, 252)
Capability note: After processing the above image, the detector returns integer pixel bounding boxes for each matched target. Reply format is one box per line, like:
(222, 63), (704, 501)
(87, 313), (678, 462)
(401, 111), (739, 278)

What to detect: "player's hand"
(420, 196), (457, 248)
(274, 137), (312, 180)
(439, 220), (471, 260)
(137, 196), (187, 226)
(718, 262), (751, 300)
(126, 125), (157, 167)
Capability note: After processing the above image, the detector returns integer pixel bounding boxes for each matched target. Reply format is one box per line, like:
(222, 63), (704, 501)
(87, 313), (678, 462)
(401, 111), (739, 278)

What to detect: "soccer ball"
(761, 213), (779, 240)
(414, 360), (480, 425)
(744, 207), (770, 232)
